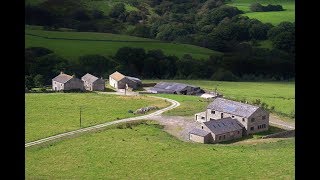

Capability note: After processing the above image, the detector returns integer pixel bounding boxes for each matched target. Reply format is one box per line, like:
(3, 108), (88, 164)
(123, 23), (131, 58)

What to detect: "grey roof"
(126, 76), (141, 83)
(207, 98), (259, 118)
(153, 82), (199, 92)
(52, 73), (73, 83)
(189, 128), (210, 137)
(203, 118), (243, 135)
(82, 73), (99, 83)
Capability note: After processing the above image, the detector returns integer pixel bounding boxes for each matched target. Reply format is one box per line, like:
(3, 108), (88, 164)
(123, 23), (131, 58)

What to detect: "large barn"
(52, 72), (84, 91)
(81, 73), (105, 91)
(148, 82), (205, 95)
(194, 97), (269, 136)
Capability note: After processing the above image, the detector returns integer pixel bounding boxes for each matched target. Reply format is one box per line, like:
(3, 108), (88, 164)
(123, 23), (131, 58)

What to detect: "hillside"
(25, 27), (222, 61)
(227, 0), (295, 24)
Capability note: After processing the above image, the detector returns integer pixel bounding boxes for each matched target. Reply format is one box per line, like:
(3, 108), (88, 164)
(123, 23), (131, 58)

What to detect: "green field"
(145, 80), (295, 119)
(228, 0), (295, 25)
(25, 93), (170, 142)
(25, 28), (222, 61)
(26, 121), (295, 179)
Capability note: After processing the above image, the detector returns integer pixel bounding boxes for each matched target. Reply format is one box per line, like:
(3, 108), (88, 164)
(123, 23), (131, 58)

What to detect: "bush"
(250, 3), (284, 12)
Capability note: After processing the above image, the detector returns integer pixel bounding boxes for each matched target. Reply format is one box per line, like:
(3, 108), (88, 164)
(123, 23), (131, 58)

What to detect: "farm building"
(81, 73), (105, 91)
(194, 97), (269, 135)
(148, 82), (205, 95)
(109, 71), (142, 90)
(190, 118), (243, 144)
(52, 72), (84, 91)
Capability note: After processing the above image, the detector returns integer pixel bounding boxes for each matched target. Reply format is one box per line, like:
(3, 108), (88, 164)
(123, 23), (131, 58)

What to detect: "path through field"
(25, 95), (180, 148)
(25, 94), (294, 148)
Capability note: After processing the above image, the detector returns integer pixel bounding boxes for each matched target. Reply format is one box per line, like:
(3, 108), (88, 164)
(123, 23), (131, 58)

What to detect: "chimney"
(60, 71), (64, 74)
(72, 74), (75, 78)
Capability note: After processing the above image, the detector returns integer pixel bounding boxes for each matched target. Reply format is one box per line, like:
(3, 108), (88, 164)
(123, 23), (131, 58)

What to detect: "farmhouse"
(194, 97), (269, 135)
(81, 73), (105, 91)
(109, 71), (142, 90)
(52, 72), (84, 91)
(190, 118), (243, 143)
(148, 82), (205, 95)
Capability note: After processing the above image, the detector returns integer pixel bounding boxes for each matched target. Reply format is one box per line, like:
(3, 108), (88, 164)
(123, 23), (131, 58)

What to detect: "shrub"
(211, 68), (238, 81)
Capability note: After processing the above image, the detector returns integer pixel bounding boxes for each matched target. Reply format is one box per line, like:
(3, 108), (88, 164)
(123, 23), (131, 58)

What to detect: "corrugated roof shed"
(207, 98), (259, 118)
(152, 82), (199, 92)
(190, 128), (210, 137)
(203, 118), (243, 135)
(81, 73), (99, 83)
(52, 73), (73, 83)
(110, 71), (125, 81)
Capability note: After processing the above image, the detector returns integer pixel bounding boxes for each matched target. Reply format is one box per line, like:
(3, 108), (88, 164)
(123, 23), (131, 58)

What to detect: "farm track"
(25, 95), (180, 148)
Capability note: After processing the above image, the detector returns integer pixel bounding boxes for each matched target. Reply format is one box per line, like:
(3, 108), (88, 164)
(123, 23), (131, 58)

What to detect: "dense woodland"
(25, 0), (295, 88)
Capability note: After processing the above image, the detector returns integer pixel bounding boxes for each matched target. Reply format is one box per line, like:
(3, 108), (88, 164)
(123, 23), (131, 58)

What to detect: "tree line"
(25, 0), (295, 54)
(25, 46), (294, 89)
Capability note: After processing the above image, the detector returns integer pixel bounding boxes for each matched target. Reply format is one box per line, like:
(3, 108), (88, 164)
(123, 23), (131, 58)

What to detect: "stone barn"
(109, 71), (142, 90)
(190, 117), (243, 144)
(52, 72), (84, 91)
(195, 97), (269, 135)
(189, 129), (212, 143)
(148, 82), (204, 95)
(81, 73), (105, 91)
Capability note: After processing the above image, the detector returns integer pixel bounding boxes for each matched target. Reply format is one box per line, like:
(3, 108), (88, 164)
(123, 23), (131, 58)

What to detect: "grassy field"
(26, 121), (295, 179)
(228, 0), (295, 25)
(145, 80), (295, 119)
(25, 28), (222, 61)
(25, 93), (170, 142)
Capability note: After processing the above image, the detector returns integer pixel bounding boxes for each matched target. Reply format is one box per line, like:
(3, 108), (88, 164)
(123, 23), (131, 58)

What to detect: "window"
(237, 131), (240, 134)
(232, 115), (234, 118)
(262, 116), (266, 120)
(251, 118), (255, 122)
(223, 135), (225, 139)
(262, 124), (266, 128)
(250, 127), (254, 131)
(201, 126), (203, 129)
(211, 110), (215, 114)
(242, 118), (245, 122)
(219, 136), (221, 140)
(221, 113), (224, 118)
(61, 83), (63, 86)
(201, 116), (205, 120)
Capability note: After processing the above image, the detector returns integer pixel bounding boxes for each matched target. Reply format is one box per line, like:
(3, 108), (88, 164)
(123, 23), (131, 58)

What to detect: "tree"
(272, 32), (295, 53)
(77, 55), (114, 77)
(211, 68), (238, 81)
(250, 3), (264, 12)
(33, 74), (45, 87)
(25, 75), (34, 90)
(109, 3), (126, 18)
(115, 47), (146, 76)
(129, 24), (151, 38)
(249, 23), (270, 40)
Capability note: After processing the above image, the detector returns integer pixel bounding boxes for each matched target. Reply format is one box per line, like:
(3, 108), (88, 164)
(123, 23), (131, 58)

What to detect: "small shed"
(189, 129), (212, 143)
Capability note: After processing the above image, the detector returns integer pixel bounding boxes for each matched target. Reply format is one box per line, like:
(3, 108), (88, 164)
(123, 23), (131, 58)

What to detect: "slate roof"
(52, 73), (73, 83)
(207, 98), (259, 118)
(110, 71), (125, 81)
(151, 82), (199, 92)
(81, 73), (99, 83)
(126, 76), (142, 83)
(203, 118), (243, 135)
(189, 128), (210, 137)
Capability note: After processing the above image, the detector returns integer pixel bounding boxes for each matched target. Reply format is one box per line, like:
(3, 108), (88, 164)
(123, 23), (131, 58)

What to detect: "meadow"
(25, 93), (170, 142)
(145, 80), (295, 120)
(228, 0), (295, 25)
(25, 28), (222, 61)
(26, 121), (295, 179)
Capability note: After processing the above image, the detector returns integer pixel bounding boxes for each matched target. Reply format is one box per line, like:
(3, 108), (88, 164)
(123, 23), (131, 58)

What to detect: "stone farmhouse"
(109, 71), (142, 90)
(190, 97), (269, 143)
(52, 72), (84, 91)
(148, 82), (205, 95)
(81, 73), (105, 91)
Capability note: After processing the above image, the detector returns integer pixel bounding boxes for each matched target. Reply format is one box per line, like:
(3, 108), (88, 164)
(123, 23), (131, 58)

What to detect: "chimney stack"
(72, 74), (75, 78)
(60, 71), (64, 74)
